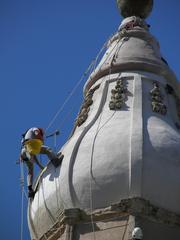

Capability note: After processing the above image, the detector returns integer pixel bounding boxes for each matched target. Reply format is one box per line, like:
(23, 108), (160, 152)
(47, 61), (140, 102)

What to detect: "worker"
(20, 127), (64, 198)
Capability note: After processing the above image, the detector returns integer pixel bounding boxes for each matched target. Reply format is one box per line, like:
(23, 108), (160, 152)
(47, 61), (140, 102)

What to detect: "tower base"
(37, 198), (180, 240)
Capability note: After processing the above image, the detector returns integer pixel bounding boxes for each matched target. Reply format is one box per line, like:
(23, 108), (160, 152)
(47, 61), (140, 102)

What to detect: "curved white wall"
(28, 17), (180, 239)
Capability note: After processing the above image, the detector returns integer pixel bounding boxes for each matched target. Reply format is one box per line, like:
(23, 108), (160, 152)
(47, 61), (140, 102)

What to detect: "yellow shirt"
(25, 139), (43, 155)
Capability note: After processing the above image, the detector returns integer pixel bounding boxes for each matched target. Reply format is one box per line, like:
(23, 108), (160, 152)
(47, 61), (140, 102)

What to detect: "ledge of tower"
(83, 18), (180, 97)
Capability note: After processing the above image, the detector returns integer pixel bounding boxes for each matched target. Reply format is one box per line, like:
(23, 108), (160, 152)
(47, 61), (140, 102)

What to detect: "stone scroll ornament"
(75, 84), (100, 127)
(150, 82), (167, 115)
(109, 79), (127, 110)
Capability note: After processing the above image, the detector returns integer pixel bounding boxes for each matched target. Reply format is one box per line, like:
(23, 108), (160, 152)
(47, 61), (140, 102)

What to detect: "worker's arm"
(20, 147), (29, 162)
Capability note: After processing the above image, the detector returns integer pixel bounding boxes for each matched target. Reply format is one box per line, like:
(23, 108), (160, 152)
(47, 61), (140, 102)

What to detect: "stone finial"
(117, 0), (153, 19)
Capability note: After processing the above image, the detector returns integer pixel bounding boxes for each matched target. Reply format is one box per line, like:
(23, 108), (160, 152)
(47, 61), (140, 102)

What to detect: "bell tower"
(28, 1), (180, 239)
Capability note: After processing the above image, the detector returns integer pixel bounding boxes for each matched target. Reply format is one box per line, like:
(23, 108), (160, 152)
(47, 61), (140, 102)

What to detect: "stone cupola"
(28, 1), (180, 239)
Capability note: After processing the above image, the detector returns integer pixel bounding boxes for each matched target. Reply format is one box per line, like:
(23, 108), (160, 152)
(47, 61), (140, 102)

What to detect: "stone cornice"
(38, 197), (180, 240)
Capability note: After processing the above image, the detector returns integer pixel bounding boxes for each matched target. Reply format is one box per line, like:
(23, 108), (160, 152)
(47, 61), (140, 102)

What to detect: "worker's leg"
(25, 159), (34, 187)
(40, 145), (64, 167)
(21, 148), (35, 198)
(24, 158), (35, 198)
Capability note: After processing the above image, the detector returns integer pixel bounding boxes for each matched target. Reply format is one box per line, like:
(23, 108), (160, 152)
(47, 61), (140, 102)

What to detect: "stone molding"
(38, 197), (180, 240)
(84, 58), (177, 96)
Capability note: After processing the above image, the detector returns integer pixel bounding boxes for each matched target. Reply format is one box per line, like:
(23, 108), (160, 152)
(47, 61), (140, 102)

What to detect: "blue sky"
(0, 0), (180, 239)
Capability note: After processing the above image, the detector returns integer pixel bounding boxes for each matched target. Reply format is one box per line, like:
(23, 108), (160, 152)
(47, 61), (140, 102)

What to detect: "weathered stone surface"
(117, 0), (153, 19)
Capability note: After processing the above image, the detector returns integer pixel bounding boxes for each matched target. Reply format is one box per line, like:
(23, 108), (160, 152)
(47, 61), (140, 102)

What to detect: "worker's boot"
(28, 186), (35, 199)
(51, 152), (64, 168)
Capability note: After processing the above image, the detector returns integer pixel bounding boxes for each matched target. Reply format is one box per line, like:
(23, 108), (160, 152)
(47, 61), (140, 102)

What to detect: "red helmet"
(21, 127), (45, 144)
(34, 128), (44, 141)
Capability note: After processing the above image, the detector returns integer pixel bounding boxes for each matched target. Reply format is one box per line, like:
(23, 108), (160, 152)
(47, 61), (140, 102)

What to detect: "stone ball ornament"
(117, 0), (153, 19)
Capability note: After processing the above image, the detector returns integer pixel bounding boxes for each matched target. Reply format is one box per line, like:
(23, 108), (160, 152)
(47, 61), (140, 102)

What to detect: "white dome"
(28, 18), (180, 240)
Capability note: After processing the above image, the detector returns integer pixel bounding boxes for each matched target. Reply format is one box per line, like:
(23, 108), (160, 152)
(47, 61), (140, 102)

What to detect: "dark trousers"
(21, 145), (58, 186)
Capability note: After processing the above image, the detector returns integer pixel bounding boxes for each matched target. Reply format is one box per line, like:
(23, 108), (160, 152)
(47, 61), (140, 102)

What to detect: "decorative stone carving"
(150, 82), (167, 115)
(75, 84), (100, 127)
(109, 79), (127, 110)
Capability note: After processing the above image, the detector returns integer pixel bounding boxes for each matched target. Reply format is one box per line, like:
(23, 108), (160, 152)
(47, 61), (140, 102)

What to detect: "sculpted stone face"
(117, 0), (153, 19)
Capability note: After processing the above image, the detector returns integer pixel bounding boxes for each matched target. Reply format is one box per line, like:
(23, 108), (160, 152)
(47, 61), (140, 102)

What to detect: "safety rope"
(41, 175), (56, 224)
(45, 31), (127, 147)
(45, 61), (93, 133)
(19, 33), (126, 240)
(45, 39), (108, 133)
(57, 101), (79, 133)
(88, 34), (127, 239)
(88, 64), (113, 240)
(55, 36), (125, 147)
(37, 182), (40, 239)
(88, 110), (117, 240)
(89, 112), (103, 240)
(20, 158), (33, 240)
(54, 133), (57, 152)
(53, 60), (97, 134)
(44, 36), (123, 160)
(53, 133), (61, 211)
(122, 218), (129, 240)
(20, 160), (25, 240)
